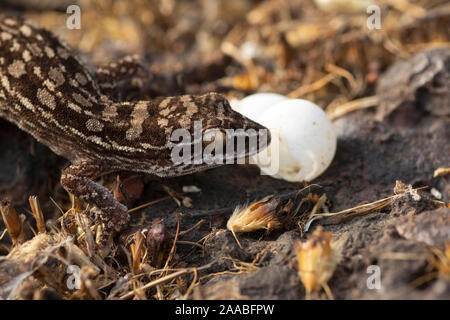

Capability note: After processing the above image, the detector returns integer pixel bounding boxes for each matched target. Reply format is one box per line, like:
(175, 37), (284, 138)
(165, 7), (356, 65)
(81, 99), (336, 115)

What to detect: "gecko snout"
(226, 115), (272, 160)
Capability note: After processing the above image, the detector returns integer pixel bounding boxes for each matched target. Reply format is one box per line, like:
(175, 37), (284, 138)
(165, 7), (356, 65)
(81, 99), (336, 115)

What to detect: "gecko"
(0, 16), (270, 244)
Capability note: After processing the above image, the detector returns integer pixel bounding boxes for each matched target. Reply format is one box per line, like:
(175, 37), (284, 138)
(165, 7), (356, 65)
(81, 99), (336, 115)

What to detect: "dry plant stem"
(311, 197), (394, 218)
(162, 185), (182, 207)
(231, 229), (244, 250)
(312, 186), (430, 220)
(156, 285), (163, 300)
(278, 186), (324, 202)
(176, 240), (204, 249)
(305, 284), (334, 300)
(161, 216), (180, 277)
(127, 196), (172, 213)
(231, 256), (260, 273)
(410, 271), (439, 288)
(327, 95), (380, 120)
(338, 201), (391, 222)
(433, 167), (450, 178)
(49, 197), (65, 216)
(182, 267), (198, 300)
(178, 219), (206, 237)
(199, 256), (260, 282)
(287, 73), (337, 98)
(0, 228), (7, 240)
(131, 232), (145, 275)
(69, 193), (82, 213)
(322, 283), (334, 300)
(325, 64), (357, 92)
(0, 200), (26, 245)
(119, 263), (214, 300)
(383, 36), (410, 59)
(29, 196), (46, 234)
(75, 213), (96, 256)
(65, 242), (100, 273)
(380, 252), (428, 260)
(185, 186), (322, 218)
(404, 42), (450, 53)
(429, 244), (450, 279)
(311, 194), (327, 216)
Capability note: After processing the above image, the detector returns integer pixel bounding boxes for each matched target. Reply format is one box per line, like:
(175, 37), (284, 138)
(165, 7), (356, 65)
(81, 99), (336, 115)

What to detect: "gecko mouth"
(164, 125), (271, 177)
(203, 125), (271, 162)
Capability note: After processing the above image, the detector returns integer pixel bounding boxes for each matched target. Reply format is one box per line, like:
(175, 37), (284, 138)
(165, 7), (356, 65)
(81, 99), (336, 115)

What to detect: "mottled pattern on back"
(95, 55), (152, 101)
(0, 16), (265, 177)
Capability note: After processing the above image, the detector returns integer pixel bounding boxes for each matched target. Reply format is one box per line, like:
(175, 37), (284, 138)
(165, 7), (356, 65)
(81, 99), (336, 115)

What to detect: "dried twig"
(0, 200), (26, 246)
(119, 262), (214, 300)
(29, 196), (46, 234)
(327, 96), (380, 120)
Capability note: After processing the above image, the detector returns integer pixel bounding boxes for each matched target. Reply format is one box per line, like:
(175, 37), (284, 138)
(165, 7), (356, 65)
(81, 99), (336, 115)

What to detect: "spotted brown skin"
(0, 16), (270, 243)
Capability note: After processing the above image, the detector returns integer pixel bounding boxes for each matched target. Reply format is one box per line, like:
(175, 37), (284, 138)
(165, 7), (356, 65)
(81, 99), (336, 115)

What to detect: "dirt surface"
(0, 0), (449, 300)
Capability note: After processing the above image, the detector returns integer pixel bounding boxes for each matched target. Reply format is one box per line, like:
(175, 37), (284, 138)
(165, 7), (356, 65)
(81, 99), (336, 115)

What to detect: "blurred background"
(0, 0), (448, 113)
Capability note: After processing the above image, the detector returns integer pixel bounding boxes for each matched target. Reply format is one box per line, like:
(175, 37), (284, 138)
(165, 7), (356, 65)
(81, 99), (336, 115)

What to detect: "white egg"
(250, 99), (336, 182)
(232, 93), (288, 122)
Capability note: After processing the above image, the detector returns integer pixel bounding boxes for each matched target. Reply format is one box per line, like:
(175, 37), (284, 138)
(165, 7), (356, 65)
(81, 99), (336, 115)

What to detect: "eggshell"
(252, 99), (336, 182)
(232, 93), (288, 121)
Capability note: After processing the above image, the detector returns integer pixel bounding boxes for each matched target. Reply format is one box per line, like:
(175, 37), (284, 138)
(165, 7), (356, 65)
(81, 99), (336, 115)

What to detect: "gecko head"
(159, 93), (271, 176)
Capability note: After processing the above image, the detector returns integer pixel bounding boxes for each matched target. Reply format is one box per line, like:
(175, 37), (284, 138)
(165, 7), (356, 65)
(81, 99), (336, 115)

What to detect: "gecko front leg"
(60, 160), (130, 244)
